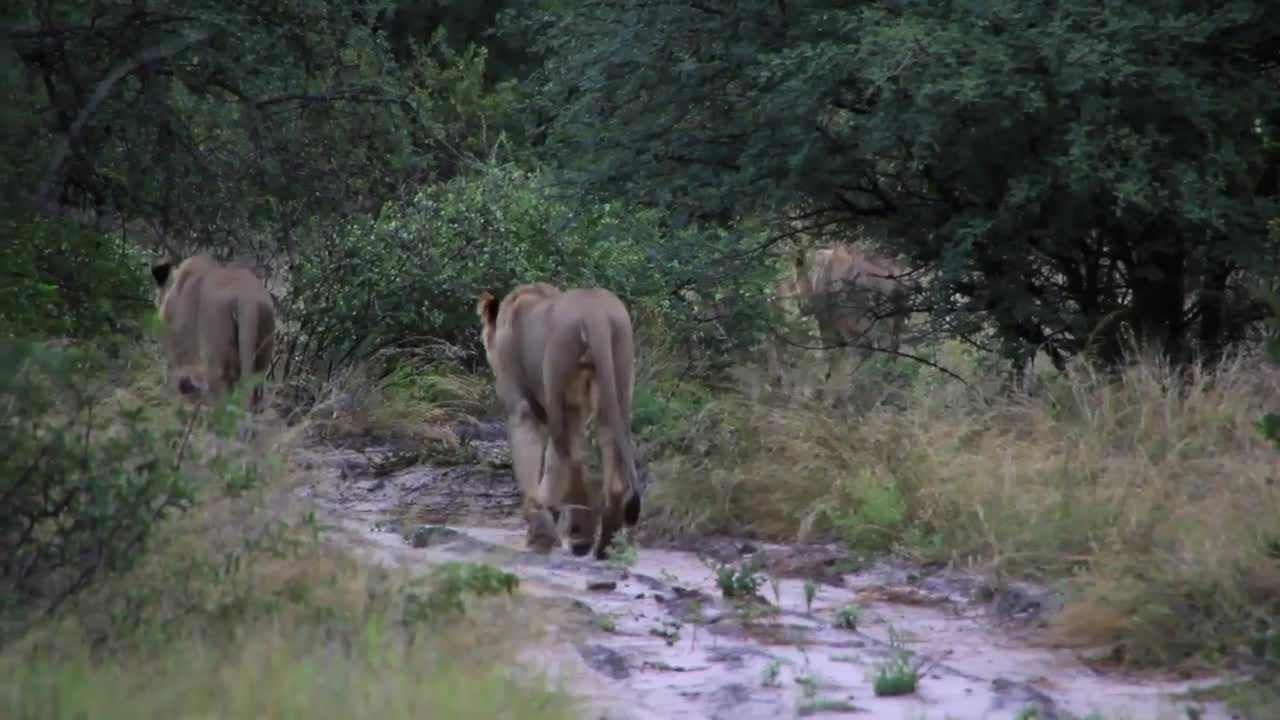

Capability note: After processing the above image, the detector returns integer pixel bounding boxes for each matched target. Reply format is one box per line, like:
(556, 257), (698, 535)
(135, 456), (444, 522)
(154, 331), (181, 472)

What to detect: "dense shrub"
(0, 212), (152, 341)
(0, 339), (252, 640)
(281, 163), (776, 384)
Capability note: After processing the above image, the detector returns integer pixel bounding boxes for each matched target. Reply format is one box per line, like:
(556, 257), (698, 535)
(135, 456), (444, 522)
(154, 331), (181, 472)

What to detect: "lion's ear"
(476, 291), (499, 325)
(151, 257), (176, 287)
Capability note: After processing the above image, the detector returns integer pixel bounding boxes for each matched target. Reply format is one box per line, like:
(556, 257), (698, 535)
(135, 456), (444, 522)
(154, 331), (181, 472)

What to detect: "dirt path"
(293, 424), (1237, 720)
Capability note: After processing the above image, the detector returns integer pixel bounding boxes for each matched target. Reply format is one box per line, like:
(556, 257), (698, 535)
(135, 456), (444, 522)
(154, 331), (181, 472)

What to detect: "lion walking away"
(476, 283), (642, 560)
(767, 244), (912, 403)
(151, 254), (276, 415)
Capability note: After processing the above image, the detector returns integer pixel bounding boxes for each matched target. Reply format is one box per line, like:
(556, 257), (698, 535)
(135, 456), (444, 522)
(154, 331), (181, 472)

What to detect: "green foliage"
(631, 380), (712, 450)
(713, 554), (766, 599)
(1261, 218), (1280, 450)
(1, 545), (575, 720)
(871, 626), (918, 697)
(380, 0), (539, 86)
(283, 163), (774, 382)
(604, 528), (638, 569)
(524, 0), (1280, 367)
(834, 478), (908, 554)
(0, 212), (152, 341)
(0, 339), (248, 637)
(832, 604), (860, 631)
(401, 561), (520, 625)
(1262, 339), (1280, 447)
(2, 0), (522, 260)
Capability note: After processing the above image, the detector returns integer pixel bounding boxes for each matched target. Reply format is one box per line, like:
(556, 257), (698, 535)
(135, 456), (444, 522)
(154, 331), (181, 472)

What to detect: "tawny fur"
(152, 255), (276, 414)
(675, 287), (732, 345)
(766, 244), (911, 402)
(476, 283), (642, 559)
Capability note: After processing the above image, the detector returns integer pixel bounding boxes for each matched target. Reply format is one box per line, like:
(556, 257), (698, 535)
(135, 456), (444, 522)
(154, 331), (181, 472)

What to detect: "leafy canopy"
(521, 0), (1280, 367)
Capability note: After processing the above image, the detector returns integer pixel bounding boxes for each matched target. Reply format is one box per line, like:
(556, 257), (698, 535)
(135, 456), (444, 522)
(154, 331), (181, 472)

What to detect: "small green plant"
(605, 528), (639, 569)
(833, 604), (861, 630)
(592, 612), (618, 633)
(401, 561), (519, 625)
(761, 658), (783, 687)
(871, 626), (919, 697)
(713, 554), (765, 599)
(803, 578), (817, 611)
(1014, 707), (1040, 720)
(795, 672), (818, 700)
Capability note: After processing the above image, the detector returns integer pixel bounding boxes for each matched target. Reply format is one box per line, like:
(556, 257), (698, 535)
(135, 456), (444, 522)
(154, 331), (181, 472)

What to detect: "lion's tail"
(583, 307), (642, 525)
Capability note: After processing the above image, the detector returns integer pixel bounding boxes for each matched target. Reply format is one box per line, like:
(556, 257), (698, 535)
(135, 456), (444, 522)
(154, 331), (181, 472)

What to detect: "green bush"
(0, 339), (249, 640)
(282, 163), (775, 384)
(0, 212), (152, 341)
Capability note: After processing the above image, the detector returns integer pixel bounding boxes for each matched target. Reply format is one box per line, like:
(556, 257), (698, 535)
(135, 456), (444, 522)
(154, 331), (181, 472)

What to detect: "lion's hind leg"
(508, 401), (558, 553)
(542, 394), (594, 558)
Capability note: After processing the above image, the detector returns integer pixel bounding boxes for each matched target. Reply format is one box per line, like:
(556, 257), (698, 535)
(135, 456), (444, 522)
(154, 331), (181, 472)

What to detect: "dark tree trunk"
(1128, 222), (1188, 366)
(1196, 258), (1234, 367)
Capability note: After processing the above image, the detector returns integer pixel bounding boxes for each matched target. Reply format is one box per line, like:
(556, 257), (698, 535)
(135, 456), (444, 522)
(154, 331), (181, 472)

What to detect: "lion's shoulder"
(498, 282), (562, 319)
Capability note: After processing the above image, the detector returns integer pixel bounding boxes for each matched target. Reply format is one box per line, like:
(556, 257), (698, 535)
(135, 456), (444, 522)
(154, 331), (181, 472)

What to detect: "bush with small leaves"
(0, 339), (250, 640)
(715, 555), (766, 599)
(282, 163), (776, 387)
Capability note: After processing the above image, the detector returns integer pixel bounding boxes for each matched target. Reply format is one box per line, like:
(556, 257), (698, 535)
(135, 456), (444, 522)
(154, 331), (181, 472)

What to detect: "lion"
(476, 282), (642, 559)
(765, 244), (911, 403)
(151, 254), (276, 414)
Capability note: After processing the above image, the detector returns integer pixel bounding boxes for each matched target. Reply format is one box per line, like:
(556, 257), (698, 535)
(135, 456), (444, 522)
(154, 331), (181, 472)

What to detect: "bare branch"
(38, 29), (212, 205)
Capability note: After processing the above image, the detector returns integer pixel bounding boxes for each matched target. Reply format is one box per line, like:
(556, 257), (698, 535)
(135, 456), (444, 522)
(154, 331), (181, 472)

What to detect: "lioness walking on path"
(476, 283), (642, 560)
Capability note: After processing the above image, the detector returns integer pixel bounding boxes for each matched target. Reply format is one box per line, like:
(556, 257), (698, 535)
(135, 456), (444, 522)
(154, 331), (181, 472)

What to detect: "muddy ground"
(294, 419), (1240, 720)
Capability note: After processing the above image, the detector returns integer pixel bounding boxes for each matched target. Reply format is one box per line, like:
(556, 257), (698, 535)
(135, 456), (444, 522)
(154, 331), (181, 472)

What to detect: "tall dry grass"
(646, 350), (1280, 669)
(303, 343), (499, 446)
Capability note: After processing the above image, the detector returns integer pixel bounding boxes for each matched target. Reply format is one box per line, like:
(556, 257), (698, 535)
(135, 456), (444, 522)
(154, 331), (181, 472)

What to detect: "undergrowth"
(316, 301), (1280, 707)
(0, 345), (578, 720)
(645, 348), (1280, 678)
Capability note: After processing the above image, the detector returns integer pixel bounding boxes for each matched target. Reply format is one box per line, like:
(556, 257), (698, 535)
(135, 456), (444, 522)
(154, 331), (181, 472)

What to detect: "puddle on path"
(294, 437), (1239, 720)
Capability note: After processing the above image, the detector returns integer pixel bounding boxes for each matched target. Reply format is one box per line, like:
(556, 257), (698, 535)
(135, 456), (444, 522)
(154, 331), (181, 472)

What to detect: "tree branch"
(38, 29), (212, 205)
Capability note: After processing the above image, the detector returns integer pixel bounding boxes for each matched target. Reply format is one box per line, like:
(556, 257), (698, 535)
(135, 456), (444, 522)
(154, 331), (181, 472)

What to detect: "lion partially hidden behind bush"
(151, 254), (276, 414)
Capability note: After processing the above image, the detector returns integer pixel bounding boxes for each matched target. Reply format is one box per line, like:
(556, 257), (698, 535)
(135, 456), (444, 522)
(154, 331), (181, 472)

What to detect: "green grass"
(0, 351), (579, 720)
(1, 494), (579, 720)
(2, 573), (576, 720)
